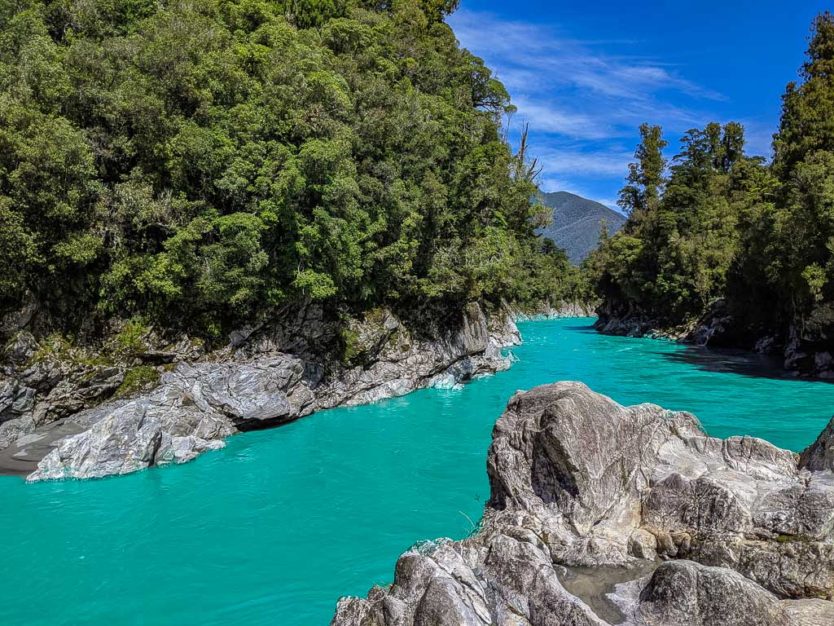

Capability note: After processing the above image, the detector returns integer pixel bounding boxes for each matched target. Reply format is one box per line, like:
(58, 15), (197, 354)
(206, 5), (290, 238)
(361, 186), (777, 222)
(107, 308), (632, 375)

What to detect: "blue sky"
(448, 0), (831, 210)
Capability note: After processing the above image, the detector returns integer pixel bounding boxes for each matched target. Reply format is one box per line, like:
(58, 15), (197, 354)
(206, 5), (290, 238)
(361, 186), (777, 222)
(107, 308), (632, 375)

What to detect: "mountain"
(536, 191), (626, 264)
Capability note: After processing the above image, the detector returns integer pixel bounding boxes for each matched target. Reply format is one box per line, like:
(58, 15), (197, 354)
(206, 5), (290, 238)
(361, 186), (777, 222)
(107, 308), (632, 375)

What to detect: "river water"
(3, 318), (833, 625)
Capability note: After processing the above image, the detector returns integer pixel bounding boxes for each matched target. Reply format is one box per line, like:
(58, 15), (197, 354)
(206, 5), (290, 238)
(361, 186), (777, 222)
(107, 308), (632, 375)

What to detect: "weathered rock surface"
(513, 302), (597, 320)
(331, 382), (834, 625)
(596, 300), (834, 379)
(2, 302), (519, 482)
(801, 415), (834, 472)
(634, 560), (792, 625)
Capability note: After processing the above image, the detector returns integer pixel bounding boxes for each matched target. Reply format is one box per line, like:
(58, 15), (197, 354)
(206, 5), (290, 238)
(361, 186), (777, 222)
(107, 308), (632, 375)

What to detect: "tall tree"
(617, 123), (667, 221)
(767, 12), (834, 333)
(774, 11), (834, 178)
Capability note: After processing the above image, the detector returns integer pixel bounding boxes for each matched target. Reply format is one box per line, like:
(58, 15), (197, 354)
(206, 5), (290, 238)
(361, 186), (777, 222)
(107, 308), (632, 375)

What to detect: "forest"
(588, 12), (834, 364)
(0, 0), (580, 340)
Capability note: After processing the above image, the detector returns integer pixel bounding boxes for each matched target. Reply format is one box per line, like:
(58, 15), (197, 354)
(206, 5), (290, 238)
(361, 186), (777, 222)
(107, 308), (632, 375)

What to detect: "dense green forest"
(0, 0), (578, 339)
(588, 12), (834, 367)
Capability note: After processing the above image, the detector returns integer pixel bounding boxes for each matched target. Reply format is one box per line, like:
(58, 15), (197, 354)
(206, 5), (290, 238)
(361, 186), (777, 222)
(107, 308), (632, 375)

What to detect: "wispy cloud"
(448, 9), (731, 205)
(508, 98), (612, 140)
(528, 145), (635, 177)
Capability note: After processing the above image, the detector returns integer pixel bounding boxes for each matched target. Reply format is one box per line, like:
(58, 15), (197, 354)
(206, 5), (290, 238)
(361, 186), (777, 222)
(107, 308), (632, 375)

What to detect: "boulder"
(27, 383), (235, 481)
(800, 415), (834, 472)
(637, 560), (791, 625)
(332, 382), (834, 625)
(3, 331), (38, 365)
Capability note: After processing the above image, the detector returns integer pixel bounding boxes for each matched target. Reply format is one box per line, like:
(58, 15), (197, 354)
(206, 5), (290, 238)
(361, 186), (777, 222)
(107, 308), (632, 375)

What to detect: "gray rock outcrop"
(332, 382), (834, 625)
(1, 302), (519, 482)
(513, 302), (596, 320)
(595, 300), (834, 379)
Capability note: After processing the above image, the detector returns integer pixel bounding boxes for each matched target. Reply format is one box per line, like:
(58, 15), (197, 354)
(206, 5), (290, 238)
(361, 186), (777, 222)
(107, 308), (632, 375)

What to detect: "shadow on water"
(560, 324), (598, 334)
(658, 344), (834, 384)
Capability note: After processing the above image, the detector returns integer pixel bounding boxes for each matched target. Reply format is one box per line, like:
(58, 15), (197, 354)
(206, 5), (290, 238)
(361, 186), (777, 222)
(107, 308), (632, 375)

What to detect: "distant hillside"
(536, 191), (626, 264)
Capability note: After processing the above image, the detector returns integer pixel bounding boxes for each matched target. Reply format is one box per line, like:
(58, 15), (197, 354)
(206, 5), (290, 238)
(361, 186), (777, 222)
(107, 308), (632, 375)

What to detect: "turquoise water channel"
(3, 318), (834, 625)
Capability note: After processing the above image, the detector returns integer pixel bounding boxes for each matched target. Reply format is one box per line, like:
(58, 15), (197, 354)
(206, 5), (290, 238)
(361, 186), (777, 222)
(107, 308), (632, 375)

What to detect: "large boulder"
(636, 560), (791, 626)
(27, 382), (236, 481)
(332, 382), (834, 625)
(24, 353), (318, 481)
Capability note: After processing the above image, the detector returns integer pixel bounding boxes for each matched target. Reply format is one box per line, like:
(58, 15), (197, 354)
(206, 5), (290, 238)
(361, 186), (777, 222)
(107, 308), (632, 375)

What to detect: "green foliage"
(591, 12), (834, 350)
(114, 319), (150, 355)
(29, 332), (74, 364)
(589, 121), (769, 324)
(0, 0), (570, 336)
(618, 123), (666, 219)
(339, 325), (361, 364)
(115, 365), (160, 398)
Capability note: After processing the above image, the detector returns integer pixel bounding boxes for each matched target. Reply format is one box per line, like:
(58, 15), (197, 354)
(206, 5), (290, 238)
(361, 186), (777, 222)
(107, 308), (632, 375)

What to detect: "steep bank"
(0, 302), (519, 482)
(593, 308), (694, 342)
(515, 301), (596, 320)
(332, 382), (834, 625)
(594, 300), (834, 380)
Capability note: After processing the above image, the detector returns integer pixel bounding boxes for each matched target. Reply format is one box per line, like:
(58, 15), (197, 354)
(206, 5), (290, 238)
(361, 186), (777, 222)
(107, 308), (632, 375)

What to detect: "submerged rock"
(331, 382), (834, 625)
(6, 302), (518, 482)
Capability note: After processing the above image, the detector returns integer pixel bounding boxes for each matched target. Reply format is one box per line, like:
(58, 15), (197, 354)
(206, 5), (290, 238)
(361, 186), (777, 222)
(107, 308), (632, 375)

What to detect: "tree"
(769, 12), (834, 333)
(774, 12), (834, 178)
(591, 121), (752, 324)
(617, 123), (667, 220)
(591, 11), (834, 363)
(0, 0), (577, 339)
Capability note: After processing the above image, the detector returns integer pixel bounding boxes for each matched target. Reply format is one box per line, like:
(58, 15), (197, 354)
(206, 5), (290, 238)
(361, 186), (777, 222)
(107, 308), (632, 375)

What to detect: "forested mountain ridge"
(588, 12), (834, 376)
(536, 191), (625, 263)
(0, 0), (578, 344)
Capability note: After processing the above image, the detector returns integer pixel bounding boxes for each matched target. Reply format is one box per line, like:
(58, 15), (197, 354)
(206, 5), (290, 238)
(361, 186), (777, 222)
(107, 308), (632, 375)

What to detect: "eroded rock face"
(332, 382), (834, 625)
(801, 416), (834, 472)
(6, 302), (518, 482)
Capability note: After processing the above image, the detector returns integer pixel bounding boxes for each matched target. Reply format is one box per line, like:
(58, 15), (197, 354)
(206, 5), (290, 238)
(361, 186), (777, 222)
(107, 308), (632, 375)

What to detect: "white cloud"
(447, 9), (735, 199)
(531, 145), (633, 177)
(450, 10), (725, 109)
(508, 97), (613, 140)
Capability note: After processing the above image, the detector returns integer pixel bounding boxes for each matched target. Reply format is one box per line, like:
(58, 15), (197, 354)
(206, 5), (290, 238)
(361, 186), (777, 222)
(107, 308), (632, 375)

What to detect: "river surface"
(3, 318), (834, 625)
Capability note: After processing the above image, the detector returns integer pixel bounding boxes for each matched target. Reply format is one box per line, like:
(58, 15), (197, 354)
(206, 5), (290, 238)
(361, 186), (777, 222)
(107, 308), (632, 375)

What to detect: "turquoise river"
(3, 318), (834, 625)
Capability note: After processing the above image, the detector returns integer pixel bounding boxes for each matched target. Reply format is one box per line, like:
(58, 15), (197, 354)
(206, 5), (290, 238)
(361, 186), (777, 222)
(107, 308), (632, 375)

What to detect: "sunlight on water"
(2, 319), (833, 625)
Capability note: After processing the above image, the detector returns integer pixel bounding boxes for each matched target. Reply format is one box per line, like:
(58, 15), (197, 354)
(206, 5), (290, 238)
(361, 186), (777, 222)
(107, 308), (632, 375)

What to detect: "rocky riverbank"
(513, 301), (596, 320)
(595, 301), (834, 380)
(0, 302), (520, 482)
(332, 382), (834, 625)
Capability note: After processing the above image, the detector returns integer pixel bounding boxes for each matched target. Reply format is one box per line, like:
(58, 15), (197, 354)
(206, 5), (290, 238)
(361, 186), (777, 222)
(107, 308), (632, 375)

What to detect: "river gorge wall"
(595, 300), (834, 380)
(512, 301), (596, 320)
(0, 302), (520, 482)
(332, 382), (834, 626)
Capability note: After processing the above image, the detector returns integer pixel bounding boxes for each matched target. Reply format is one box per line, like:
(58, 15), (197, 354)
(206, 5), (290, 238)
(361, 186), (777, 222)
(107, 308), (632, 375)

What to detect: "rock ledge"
(1, 302), (519, 482)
